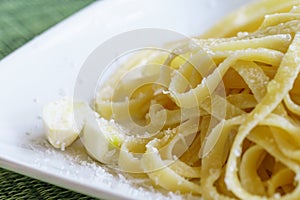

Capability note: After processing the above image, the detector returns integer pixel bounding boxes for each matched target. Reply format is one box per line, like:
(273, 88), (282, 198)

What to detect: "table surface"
(0, 1), (99, 199)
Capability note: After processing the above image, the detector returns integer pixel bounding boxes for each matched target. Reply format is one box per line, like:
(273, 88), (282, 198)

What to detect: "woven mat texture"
(0, 0), (99, 199)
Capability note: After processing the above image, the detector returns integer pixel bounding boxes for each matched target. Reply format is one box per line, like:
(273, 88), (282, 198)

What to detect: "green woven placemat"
(0, 0), (98, 199)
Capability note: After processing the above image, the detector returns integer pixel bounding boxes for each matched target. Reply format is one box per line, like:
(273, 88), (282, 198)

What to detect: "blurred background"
(0, 0), (94, 59)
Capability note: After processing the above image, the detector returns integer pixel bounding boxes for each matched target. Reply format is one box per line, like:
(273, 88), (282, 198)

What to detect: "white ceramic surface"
(0, 0), (252, 199)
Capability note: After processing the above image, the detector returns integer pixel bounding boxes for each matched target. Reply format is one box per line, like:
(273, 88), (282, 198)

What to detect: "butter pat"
(43, 98), (84, 149)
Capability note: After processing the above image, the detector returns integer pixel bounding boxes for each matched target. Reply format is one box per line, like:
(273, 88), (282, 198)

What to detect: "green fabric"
(0, 0), (95, 59)
(0, 169), (95, 200)
(0, 0), (98, 199)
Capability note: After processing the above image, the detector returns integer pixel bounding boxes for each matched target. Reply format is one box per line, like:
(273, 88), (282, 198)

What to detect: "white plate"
(0, 0), (252, 199)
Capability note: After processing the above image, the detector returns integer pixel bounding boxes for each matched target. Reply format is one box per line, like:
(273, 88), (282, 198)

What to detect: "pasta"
(90, 0), (300, 199)
(43, 0), (300, 199)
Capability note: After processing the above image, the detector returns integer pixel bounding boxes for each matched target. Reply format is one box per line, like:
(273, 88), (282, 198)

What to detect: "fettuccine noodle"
(85, 0), (300, 199)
